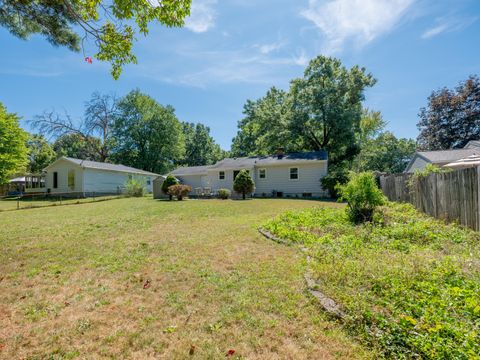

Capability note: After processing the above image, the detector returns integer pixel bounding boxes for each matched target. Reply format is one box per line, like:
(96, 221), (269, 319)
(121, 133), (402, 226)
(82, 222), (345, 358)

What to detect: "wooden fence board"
(379, 167), (479, 231)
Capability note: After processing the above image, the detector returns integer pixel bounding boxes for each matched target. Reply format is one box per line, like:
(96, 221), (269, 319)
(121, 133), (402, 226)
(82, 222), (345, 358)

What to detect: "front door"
(233, 170), (240, 180)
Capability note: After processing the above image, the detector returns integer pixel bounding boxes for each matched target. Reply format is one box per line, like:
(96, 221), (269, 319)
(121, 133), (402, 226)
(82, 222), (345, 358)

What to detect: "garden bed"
(263, 202), (480, 358)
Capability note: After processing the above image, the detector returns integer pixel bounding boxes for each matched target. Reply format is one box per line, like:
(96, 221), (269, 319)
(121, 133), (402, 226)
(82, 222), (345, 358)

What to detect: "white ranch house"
(25, 157), (160, 196)
(163, 150), (329, 198)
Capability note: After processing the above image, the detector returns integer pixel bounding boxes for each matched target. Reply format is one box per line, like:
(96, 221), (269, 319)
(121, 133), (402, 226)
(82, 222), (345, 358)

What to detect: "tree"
(0, 0), (191, 79)
(354, 132), (416, 174)
(417, 75), (480, 150)
(233, 169), (255, 200)
(110, 90), (185, 174)
(29, 92), (117, 162)
(182, 122), (224, 166)
(0, 103), (28, 184)
(162, 174), (178, 200)
(26, 134), (56, 173)
(231, 87), (298, 157)
(289, 56), (376, 163)
(53, 133), (103, 161)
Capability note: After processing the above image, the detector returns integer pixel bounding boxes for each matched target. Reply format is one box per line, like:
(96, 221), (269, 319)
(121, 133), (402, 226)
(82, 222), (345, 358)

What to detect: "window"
(68, 169), (75, 190)
(53, 172), (58, 189)
(290, 167), (298, 180)
(219, 171), (225, 180)
(147, 178), (151, 186)
(258, 168), (266, 179)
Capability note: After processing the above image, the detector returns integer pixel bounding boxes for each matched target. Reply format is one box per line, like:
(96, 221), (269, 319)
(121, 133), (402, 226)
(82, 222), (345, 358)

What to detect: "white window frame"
(219, 171), (225, 180)
(258, 168), (267, 180)
(289, 167), (299, 181)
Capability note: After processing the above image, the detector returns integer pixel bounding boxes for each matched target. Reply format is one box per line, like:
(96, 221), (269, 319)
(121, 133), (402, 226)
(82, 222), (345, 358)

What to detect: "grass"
(0, 197), (371, 359)
(263, 202), (480, 359)
(0, 195), (122, 211)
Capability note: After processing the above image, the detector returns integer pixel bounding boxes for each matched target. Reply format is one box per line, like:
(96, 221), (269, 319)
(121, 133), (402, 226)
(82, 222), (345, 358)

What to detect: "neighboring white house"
(168, 150), (329, 198)
(405, 140), (480, 173)
(25, 157), (160, 196)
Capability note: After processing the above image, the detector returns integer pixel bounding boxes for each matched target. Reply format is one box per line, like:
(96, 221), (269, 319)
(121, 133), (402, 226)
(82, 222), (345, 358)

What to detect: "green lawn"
(0, 195), (121, 211)
(0, 198), (371, 359)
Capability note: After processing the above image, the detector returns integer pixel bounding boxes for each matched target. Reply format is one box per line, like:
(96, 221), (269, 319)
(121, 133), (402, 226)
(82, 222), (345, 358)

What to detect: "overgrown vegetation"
(336, 172), (386, 223)
(263, 203), (480, 358)
(167, 184), (191, 201)
(124, 178), (146, 197)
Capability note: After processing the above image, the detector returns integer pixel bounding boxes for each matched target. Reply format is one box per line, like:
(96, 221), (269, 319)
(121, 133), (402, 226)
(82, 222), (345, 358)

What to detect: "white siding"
(254, 162), (328, 197)
(45, 159), (84, 194)
(176, 175), (208, 192)
(207, 167), (254, 192)
(83, 169), (153, 194)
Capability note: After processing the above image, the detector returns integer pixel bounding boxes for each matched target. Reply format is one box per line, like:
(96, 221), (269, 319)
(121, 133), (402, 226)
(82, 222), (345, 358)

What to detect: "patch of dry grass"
(0, 198), (369, 359)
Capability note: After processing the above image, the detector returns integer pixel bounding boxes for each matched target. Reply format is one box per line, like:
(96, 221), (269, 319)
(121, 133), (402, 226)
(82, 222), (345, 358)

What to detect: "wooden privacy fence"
(379, 167), (480, 231)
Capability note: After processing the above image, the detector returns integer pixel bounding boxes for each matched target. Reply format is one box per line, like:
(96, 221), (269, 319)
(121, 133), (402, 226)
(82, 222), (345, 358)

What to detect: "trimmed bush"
(167, 184), (192, 201)
(336, 172), (386, 223)
(124, 178), (146, 197)
(162, 174), (178, 200)
(233, 169), (255, 200)
(217, 188), (231, 200)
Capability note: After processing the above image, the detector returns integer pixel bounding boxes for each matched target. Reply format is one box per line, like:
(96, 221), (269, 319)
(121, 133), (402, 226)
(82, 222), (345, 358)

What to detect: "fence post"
(17, 198), (19, 210)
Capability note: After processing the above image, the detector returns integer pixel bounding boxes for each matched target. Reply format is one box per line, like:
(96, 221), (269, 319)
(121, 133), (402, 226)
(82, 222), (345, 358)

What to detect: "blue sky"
(1, 0), (479, 150)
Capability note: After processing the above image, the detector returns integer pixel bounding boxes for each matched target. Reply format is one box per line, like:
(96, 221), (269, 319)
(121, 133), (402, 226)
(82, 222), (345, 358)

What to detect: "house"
(405, 140), (480, 173)
(25, 157), (160, 196)
(163, 150), (329, 198)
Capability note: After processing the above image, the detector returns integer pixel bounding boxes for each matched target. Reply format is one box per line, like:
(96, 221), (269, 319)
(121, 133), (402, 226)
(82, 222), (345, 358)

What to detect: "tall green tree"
(0, 0), (191, 78)
(231, 87), (297, 157)
(182, 122), (224, 166)
(53, 133), (103, 161)
(110, 90), (185, 174)
(289, 56), (376, 163)
(0, 103), (28, 184)
(26, 134), (56, 173)
(417, 75), (480, 150)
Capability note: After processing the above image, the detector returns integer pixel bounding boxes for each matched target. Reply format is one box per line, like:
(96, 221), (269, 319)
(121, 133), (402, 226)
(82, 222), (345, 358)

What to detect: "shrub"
(167, 184), (191, 201)
(233, 169), (255, 200)
(162, 174), (178, 200)
(321, 165), (349, 198)
(124, 178), (146, 197)
(217, 188), (231, 200)
(336, 172), (386, 223)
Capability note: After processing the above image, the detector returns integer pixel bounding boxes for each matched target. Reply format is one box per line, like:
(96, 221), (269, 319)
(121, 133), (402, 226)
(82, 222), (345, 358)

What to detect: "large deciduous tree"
(289, 56), (376, 163)
(53, 133), (103, 161)
(182, 122), (224, 166)
(110, 90), (185, 174)
(417, 75), (480, 150)
(0, 103), (28, 184)
(0, 0), (191, 78)
(26, 134), (56, 173)
(29, 92), (117, 161)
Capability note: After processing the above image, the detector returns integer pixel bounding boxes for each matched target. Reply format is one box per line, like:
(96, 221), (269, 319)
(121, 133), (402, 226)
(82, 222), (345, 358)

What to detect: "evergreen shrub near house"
(167, 184), (191, 201)
(263, 202), (480, 358)
(336, 172), (386, 223)
(162, 174), (178, 200)
(124, 178), (146, 197)
(217, 188), (231, 200)
(233, 170), (255, 200)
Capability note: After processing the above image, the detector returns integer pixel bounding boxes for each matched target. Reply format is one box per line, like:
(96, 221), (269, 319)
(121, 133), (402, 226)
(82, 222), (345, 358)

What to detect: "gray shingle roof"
(416, 149), (480, 163)
(171, 165), (213, 176)
(62, 157), (160, 176)
(170, 151), (328, 175)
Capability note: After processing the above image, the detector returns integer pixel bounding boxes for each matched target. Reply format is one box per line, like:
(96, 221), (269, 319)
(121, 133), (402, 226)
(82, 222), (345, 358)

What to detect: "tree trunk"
(242, 192), (246, 200)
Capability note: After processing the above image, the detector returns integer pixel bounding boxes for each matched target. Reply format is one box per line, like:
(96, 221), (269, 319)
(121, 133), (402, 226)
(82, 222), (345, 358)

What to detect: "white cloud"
(254, 41), (285, 55)
(301, 0), (415, 53)
(184, 0), (217, 33)
(421, 16), (478, 39)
